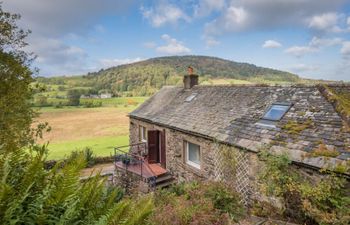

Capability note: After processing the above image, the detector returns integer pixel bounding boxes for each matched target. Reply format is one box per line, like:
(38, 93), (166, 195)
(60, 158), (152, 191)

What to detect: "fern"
(0, 145), (154, 224)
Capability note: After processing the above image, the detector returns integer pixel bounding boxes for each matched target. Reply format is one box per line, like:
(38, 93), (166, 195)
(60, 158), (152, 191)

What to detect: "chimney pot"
(183, 74), (198, 89)
(187, 66), (194, 75)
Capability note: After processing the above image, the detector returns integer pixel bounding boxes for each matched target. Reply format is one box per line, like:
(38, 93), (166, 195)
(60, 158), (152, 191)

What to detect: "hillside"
(86, 55), (300, 96)
(37, 56), (301, 97)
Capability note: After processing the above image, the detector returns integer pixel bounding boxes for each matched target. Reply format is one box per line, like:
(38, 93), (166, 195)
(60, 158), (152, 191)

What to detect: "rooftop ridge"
(194, 82), (350, 88)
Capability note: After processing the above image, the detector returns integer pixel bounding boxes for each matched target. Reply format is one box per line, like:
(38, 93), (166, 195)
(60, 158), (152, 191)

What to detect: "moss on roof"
(320, 84), (350, 127)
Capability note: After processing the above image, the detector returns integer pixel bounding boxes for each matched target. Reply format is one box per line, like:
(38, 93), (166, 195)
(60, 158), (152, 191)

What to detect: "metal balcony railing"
(114, 142), (157, 189)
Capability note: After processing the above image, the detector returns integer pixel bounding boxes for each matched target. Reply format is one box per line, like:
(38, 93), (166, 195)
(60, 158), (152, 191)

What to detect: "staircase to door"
(114, 142), (174, 191)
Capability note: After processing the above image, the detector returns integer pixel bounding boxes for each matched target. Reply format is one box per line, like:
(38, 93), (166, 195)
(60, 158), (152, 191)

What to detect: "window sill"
(181, 162), (204, 177)
(186, 161), (201, 170)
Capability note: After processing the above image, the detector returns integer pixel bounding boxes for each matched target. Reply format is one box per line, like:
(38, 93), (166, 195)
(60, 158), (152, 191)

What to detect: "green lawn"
(47, 135), (129, 160)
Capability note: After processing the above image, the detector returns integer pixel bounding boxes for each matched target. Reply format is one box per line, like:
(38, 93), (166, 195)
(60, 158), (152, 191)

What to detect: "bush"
(82, 101), (102, 108)
(68, 147), (95, 167)
(54, 101), (64, 108)
(258, 150), (350, 225)
(204, 182), (245, 221)
(148, 181), (245, 225)
(67, 89), (81, 106)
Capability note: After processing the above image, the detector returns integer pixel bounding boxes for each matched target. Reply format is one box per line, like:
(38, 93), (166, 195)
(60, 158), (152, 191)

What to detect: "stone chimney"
(183, 66), (198, 89)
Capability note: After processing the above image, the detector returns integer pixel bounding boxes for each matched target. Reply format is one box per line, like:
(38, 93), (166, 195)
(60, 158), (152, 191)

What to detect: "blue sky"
(3, 0), (350, 81)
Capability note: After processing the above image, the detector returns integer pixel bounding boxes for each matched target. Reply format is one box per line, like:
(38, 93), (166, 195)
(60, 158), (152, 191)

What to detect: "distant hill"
(86, 55), (300, 96)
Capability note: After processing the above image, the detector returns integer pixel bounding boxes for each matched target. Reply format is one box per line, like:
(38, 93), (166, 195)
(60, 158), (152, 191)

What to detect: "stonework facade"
(129, 117), (263, 203)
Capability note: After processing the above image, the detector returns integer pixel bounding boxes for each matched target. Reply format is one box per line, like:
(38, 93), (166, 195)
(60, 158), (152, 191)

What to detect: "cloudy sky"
(2, 0), (350, 80)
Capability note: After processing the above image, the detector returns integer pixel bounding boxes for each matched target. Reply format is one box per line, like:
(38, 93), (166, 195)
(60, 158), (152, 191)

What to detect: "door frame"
(147, 129), (166, 168)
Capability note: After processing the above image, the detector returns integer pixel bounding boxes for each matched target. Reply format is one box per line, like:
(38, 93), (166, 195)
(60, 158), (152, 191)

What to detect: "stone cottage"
(119, 71), (350, 201)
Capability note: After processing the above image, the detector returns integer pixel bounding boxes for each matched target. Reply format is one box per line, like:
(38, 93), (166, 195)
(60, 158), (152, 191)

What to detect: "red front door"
(147, 130), (159, 164)
(147, 129), (166, 168)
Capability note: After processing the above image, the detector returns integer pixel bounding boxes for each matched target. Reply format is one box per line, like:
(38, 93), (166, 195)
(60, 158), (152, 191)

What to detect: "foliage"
(203, 182), (245, 221)
(68, 147), (96, 168)
(323, 85), (350, 119)
(0, 3), (38, 153)
(0, 146), (154, 224)
(258, 150), (350, 225)
(220, 144), (238, 182)
(66, 89), (81, 106)
(36, 56), (300, 98)
(35, 95), (49, 107)
(0, 5), (154, 224)
(82, 101), (102, 108)
(148, 181), (245, 225)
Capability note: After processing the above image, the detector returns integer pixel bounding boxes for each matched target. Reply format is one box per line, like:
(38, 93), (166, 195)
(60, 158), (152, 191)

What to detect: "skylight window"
(262, 103), (291, 121)
(185, 93), (197, 102)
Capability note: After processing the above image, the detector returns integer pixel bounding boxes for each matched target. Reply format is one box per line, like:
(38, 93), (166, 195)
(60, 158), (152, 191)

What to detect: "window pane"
(263, 105), (290, 121)
(185, 93), (197, 102)
(188, 142), (200, 165)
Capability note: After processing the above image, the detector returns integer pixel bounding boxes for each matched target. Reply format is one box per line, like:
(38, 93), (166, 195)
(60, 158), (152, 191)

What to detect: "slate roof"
(130, 84), (350, 170)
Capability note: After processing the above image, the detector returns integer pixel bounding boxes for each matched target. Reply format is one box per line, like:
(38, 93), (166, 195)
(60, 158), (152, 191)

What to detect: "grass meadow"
(33, 97), (148, 159)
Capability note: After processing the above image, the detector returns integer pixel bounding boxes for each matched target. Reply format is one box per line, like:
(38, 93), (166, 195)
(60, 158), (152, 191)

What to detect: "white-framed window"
(185, 141), (201, 169)
(139, 125), (147, 142)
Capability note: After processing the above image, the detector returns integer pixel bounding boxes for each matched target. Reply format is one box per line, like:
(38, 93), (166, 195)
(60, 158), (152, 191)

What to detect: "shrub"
(204, 182), (245, 221)
(82, 101), (102, 108)
(54, 101), (64, 108)
(67, 89), (81, 106)
(258, 150), (350, 225)
(149, 181), (245, 225)
(68, 147), (95, 167)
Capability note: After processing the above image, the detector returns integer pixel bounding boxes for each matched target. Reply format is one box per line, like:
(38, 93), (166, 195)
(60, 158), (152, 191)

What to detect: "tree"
(67, 89), (81, 106)
(0, 3), (37, 153)
(0, 4), (154, 224)
(35, 95), (48, 107)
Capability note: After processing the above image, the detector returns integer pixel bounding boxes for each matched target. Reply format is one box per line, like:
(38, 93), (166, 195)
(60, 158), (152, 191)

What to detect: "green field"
(34, 97), (148, 160)
(47, 135), (129, 159)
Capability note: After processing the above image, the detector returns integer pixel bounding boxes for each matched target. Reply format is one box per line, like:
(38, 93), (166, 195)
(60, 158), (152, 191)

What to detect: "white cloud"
(204, 0), (345, 36)
(285, 46), (318, 57)
(308, 12), (342, 32)
(340, 41), (350, 56)
(2, 0), (133, 76)
(2, 0), (132, 37)
(309, 36), (343, 47)
(262, 40), (282, 48)
(24, 37), (88, 75)
(156, 34), (191, 55)
(99, 57), (144, 68)
(194, 0), (226, 18)
(286, 36), (343, 57)
(205, 6), (248, 35)
(347, 16), (350, 26)
(204, 37), (220, 48)
(141, 2), (190, 27)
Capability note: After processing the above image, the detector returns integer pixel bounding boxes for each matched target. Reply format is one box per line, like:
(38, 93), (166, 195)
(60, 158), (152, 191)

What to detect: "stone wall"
(129, 118), (262, 202)
(113, 167), (149, 193)
(129, 118), (346, 205)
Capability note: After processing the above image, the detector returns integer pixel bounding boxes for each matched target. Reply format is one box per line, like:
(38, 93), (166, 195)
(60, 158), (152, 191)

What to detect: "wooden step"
(156, 179), (175, 189)
(155, 173), (175, 189)
(156, 173), (174, 184)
